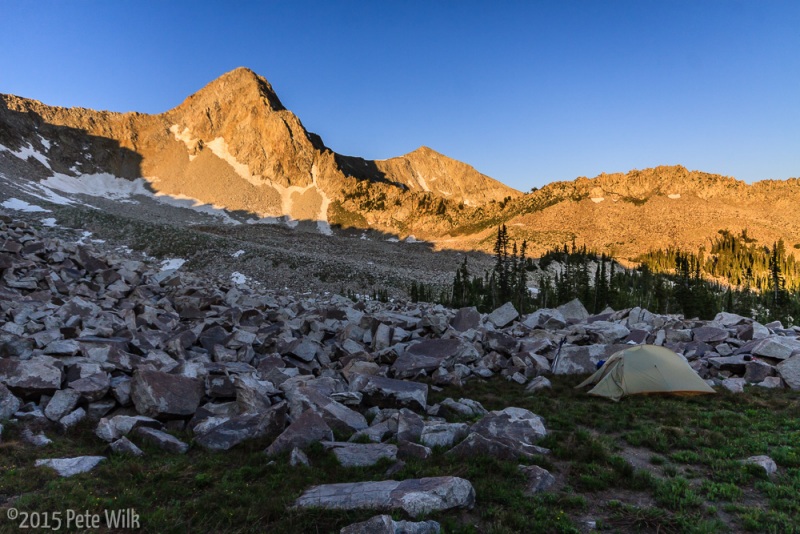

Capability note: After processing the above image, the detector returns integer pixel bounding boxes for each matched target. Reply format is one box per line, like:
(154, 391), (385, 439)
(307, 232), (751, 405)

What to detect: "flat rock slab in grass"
(743, 455), (777, 476)
(108, 437), (144, 457)
(471, 407), (547, 444)
(340, 514), (441, 534)
(35, 456), (105, 477)
(447, 432), (547, 460)
(518, 464), (556, 495)
(294, 476), (475, 517)
(350, 374), (428, 412)
(195, 402), (287, 451)
(131, 369), (203, 418)
(322, 442), (398, 467)
(449, 407), (549, 459)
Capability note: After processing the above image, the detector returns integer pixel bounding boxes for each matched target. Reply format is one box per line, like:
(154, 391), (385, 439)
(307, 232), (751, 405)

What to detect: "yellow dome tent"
(575, 345), (716, 401)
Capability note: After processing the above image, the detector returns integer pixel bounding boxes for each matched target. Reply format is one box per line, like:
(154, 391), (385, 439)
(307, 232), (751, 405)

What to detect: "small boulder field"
(1, 213), (799, 533)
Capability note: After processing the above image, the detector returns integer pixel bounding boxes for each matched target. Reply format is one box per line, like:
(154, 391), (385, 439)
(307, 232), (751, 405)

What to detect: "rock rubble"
(2, 214), (798, 516)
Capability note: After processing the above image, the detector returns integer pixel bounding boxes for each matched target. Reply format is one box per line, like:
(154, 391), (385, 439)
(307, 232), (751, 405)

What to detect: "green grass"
(1, 376), (799, 532)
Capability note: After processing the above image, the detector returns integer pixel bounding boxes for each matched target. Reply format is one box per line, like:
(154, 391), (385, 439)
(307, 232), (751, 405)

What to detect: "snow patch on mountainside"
(6, 168), (240, 225)
(1, 198), (50, 212)
(0, 142), (51, 170)
(169, 125), (200, 161)
(205, 137), (263, 188)
(188, 135), (332, 234)
(41, 172), (150, 199)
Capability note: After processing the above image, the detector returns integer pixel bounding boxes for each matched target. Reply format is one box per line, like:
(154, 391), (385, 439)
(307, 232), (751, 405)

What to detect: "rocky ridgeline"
(1, 214), (799, 531)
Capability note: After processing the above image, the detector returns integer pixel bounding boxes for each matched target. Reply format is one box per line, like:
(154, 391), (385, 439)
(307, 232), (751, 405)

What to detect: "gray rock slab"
(743, 455), (777, 476)
(133, 427), (189, 454)
(470, 407), (547, 452)
(323, 441), (398, 467)
(557, 298), (589, 322)
(35, 456), (105, 477)
(393, 339), (463, 378)
(195, 402), (287, 451)
(265, 409), (334, 456)
(749, 336), (800, 360)
(294, 476), (475, 517)
(777, 355), (800, 390)
(396, 408), (424, 443)
(95, 415), (162, 442)
(131, 369), (203, 418)
(108, 437), (144, 457)
(450, 307), (480, 332)
(288, 386), (368, 436)
(350, 374), (428, 412)
(340, 514), (441, 534)
(707, 355), (750, 373)
(692, 326), (729, 344)
(0, 382), (22, 419)
(553, 344), (620, 375)
(584, 321), (630, 344)
(0, 356), (63, 395)
(290, 446), (310, 467)
(488, 302), (519, 328)
(447, 432), (548, 460)
(523, 308), (566, 330)
(58, 407), (86, 432)
(420, 422), (470, 448)
(525, 376), (552, 393)
(22, 428), (52, 447)
(722, 377), (746, 393)
(519, 464), (556, 495)
(69, 372), (110, 402)
(743, 360), (775, 383)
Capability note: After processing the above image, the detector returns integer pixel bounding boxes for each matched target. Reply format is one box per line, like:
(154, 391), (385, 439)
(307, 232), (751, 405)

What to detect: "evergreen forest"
(412, 227), (800, 325)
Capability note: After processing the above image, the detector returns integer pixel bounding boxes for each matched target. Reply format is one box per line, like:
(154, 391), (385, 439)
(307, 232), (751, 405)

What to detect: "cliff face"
(0, 67), (520, 236)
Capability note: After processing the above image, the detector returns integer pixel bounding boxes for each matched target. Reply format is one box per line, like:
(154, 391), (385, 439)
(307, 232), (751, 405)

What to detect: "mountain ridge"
(1, 68), (799, 261)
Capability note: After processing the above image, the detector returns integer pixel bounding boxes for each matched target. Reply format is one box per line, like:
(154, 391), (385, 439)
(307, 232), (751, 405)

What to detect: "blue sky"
(2, 1), (799, 190)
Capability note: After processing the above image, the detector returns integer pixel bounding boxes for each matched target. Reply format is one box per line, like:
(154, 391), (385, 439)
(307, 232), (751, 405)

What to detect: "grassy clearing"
(1, 377), (798, 533)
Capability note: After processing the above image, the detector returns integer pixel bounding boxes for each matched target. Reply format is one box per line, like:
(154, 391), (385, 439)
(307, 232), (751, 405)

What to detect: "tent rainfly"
(575, 345), (716, 402)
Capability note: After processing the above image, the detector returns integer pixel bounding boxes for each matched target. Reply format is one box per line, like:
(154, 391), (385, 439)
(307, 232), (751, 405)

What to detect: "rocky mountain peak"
(177, 67), (286, 113)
